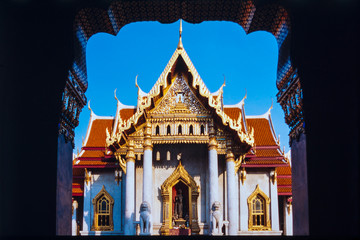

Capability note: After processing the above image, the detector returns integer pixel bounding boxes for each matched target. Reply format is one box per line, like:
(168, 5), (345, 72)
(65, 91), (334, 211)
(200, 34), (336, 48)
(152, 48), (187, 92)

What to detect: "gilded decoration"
(239, 167), (247, 185)
(91, 185), (114, 231)
(144, 121), (153, 150)
(115, 153), (126, 174)
(125, 140), (136, 162)
(247, 185), (271, 231)
(106, 43), (255, 151)
(160, 161), (200, 235)
(84, 168), (92, 185)
(235, 154), (246, 174)
(270, 170), (277, 185)
(151, 74), (209, 115)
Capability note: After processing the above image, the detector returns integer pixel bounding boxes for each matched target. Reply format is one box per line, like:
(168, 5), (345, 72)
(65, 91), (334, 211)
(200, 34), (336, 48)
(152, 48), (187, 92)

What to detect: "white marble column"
(72, 200), (78, 236)
(208, 122), (220, 235)
(226, 143), (238, 235)
(124, 140), (136, 235)
(142, 121), (153, 234)
(284, 197), (293, 235)
(82, 170), (92, 233)
(270, 170), (280, 231)
(143, 121), (153, 205)
(239, 169), (248, 231)
(208, 128), (218, 212)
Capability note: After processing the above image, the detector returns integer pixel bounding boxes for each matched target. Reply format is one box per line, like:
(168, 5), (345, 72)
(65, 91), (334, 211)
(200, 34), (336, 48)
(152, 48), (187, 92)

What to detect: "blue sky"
(74, 20), (289, 154)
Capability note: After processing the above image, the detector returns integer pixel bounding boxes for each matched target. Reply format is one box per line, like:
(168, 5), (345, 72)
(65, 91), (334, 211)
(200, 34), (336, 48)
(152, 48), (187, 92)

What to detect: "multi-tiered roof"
(72, 20), (292, 197)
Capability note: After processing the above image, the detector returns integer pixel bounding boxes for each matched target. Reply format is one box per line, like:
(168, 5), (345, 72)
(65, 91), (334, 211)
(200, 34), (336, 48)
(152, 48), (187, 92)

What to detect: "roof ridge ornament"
(177, 19), (183, 49)
(114, 88), (119, 102)
(135, 74), (139, 88)
(88, 100), (92, 112)
(266, 98), (273, 118)
(88, 100), (96, 118)
(242, 89), (247, 102)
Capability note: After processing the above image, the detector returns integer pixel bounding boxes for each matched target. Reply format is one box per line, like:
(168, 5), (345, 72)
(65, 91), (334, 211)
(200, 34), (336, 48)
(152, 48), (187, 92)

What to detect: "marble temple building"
(71, 21), (293, 236)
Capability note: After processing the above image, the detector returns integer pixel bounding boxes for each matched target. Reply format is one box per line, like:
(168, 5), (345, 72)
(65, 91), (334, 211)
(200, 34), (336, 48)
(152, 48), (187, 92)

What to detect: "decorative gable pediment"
(151, 74), (210, 115)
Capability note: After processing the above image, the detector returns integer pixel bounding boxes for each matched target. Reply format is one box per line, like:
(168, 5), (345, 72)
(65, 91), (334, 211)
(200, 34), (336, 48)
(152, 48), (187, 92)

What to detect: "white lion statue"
(210, 201), (223, 235)
(139, 201), (152, 235)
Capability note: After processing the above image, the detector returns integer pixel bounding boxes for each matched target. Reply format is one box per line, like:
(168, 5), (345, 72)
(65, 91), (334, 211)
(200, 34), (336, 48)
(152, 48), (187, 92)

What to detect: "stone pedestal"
(174, 218), (186, 228)
(169, 228), (191, 235)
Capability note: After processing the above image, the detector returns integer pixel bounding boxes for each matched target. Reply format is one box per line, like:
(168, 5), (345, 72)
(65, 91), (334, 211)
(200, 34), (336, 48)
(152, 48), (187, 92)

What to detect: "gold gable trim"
(107, 45), (254, 149)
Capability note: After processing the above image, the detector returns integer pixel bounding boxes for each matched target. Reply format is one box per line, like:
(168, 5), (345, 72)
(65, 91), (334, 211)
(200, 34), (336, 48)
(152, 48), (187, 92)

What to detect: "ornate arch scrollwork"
(160, 161), (200, 235)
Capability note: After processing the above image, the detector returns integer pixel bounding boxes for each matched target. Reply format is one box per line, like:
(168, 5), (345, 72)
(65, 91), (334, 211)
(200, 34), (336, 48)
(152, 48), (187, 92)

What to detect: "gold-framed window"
(91, 185), (114, 231)
(247, 184), (271, 231)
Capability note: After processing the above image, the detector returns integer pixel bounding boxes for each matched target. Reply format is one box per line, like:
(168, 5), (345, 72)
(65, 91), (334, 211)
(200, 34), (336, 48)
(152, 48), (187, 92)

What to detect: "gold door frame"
(160, 161), (200, 235)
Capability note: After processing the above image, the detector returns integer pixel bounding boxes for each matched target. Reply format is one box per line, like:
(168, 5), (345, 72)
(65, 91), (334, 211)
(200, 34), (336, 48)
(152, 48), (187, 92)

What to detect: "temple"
(72, 21), (293, 236)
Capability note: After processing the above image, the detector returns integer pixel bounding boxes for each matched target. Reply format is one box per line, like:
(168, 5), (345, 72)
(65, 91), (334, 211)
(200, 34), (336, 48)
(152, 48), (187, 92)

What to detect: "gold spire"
(177, 19), (183, 49)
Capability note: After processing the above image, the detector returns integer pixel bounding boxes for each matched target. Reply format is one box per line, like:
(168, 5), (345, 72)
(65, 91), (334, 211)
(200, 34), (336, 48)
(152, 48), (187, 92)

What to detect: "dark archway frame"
(59, 0), (307, 235)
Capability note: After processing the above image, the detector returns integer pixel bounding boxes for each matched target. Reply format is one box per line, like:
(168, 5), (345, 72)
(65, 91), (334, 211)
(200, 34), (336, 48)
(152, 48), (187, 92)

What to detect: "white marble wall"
(238, 169), (282, 236)
(80, 170), (122, 235)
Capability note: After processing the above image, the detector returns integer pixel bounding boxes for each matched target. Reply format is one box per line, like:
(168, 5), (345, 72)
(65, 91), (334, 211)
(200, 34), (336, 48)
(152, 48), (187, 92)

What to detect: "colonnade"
(122, 122), (249, 235)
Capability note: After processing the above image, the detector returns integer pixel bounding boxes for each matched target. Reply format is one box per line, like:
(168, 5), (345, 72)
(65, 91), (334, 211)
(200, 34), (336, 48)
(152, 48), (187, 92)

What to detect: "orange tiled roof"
(278, 186), (292, 194)
(251, 149), (282, 157)
(244, 159), (286, 165)
(223, 107), (246, 132)
(80, 150), (105, 158)
(277, 178), (292, 185)
(85, 119), (114, 147)
(246, 118), (277, 146)
(277, 165), (292, 195)
(224, 107), (241, 120)
(277, 165), (292, 175)
(120, 108), (136, 121)
(73, 160), (117, 167)
(72, 183), (84, 196)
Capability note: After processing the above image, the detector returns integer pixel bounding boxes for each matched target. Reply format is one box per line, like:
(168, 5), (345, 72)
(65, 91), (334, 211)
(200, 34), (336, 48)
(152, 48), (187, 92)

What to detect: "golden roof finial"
(177, 19), (183, 49)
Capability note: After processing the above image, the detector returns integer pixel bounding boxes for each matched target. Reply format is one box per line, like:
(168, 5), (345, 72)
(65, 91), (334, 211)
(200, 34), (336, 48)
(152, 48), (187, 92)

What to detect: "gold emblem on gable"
(151, 75), (210, 115)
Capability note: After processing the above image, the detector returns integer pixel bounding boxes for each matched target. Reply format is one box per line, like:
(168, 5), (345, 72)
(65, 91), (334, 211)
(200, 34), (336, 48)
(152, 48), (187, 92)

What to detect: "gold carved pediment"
(151, 74), (210, 115)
